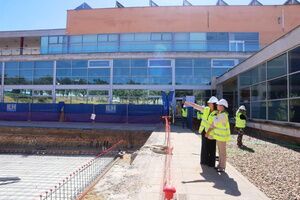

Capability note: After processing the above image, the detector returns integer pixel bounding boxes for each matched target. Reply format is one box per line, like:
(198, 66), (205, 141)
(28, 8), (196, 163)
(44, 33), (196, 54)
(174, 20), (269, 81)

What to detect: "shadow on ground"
(239, 145), (255, 153)
(182, 165), (241, 197)
(0, 177), (21, 185)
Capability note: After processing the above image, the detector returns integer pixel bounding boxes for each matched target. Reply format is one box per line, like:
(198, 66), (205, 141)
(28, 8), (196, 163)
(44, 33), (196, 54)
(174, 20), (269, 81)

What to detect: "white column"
(171, 59), (175, 91)
(1, 62), (4, 102)
(109, 59), (113, 103)
(52, 60), (57, 103)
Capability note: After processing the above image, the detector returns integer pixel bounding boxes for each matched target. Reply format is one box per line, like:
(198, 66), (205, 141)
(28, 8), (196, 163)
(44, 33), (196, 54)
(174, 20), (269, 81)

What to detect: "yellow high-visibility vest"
(235, 112), (246, 128)
(197, 111), (202, 120)
(181, 108), (187, 118)
(212, 112), (231, 142)
(198, 106), (210, 133)
(206, 110), (218, 136)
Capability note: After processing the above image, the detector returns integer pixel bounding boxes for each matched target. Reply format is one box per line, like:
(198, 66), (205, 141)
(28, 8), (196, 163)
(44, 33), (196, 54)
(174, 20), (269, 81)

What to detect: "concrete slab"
(0, 154), (112, 200)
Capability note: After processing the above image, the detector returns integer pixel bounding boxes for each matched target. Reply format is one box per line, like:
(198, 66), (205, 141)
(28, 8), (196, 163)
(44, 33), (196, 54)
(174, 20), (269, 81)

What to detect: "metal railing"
(162, 116), (176, 200)
(43, 40), (261, 54)
(0, 40), (262, 56)
(39, 140), (124, 200)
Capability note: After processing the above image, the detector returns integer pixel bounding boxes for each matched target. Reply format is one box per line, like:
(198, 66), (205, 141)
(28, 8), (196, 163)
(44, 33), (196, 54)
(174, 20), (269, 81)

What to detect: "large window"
(40, 32), (260, 54)
(112, 89), (161, 104)
(239, 70), (252, 87)
(290, 99), (300, 123)
(113, 59), (150, 85)
(252, 63), (266, 84)
(267, 76), (287, 100)
(87, 90), (109, 104)
(268, 100), (288, 121)
(56, 60), (87, 85)
(56, 60), (110, 85)
(4, 89), (32, 103)
(212, 59), (237, 77)
(289, 72), (300, 98)
(267, 54), (287, 80)
(148, 59), (172, 85)
(207, 32), (229, 51)
(251, 82), (266, 101)
(289, 46), (300, 73)
(251, 101), (266, 119)
(175, 58), (211, 85)
(4, 61), (53, 85)
(34, 61), (53, 84)
(55, 89), (87, 104)
(229, 32), (259, 52)
(237, 45), (300, 124)
(240, 87), (250, 104)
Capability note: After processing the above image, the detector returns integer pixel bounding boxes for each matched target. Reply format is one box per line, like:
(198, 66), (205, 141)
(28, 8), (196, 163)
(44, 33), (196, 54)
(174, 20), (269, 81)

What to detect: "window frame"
(88, 60), (112, 68)
(148, 59), (172, 68)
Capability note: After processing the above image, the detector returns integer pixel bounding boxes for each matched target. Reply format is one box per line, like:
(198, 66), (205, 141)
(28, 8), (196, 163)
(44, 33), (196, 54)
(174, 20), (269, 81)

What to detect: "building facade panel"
(67, 6), (300, 45)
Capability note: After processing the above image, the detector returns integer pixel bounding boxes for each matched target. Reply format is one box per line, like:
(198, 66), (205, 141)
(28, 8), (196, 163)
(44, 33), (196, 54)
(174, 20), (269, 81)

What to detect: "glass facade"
(56, 60), (110, 85)
(112, 89), (162, 104)
(4, 89), (52, 103)
(238, 45), (300, 123)
(41, 32), (259, 54)
(112, 59), (173, 85)
(5, 61), (53, 85)
(1, 57), (238, 104)
(175, 59), (211, 85)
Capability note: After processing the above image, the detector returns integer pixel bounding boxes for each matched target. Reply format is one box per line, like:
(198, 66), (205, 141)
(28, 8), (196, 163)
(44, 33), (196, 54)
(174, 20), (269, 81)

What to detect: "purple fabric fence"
(30, 103), (60, 121)
(64, 104), (94, 122)
(94, 104), (127, 123)
(0, 103), (29, 121)
(127, 104), (163, 123)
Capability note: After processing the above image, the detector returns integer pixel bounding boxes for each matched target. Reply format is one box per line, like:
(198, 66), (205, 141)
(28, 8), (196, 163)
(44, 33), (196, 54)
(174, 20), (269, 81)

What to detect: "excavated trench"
(0, 126), (152, 155)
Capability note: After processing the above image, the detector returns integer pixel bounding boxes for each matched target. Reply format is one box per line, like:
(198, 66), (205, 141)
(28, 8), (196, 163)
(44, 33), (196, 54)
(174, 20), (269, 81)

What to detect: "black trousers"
(182, 117), (188, 128)
(200, 131), (216, 167)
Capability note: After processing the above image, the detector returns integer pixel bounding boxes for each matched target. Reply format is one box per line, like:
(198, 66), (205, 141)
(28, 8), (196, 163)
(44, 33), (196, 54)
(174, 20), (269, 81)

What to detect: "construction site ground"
(83, 126), (270, 200)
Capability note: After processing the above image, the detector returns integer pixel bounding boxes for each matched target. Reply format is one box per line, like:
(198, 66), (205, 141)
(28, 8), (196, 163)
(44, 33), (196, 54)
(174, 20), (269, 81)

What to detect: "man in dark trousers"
(235, 105), (247, 147)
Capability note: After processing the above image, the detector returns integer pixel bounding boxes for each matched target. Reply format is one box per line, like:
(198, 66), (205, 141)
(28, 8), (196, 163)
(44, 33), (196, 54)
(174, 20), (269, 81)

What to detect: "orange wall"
(66, 5), (300, 45)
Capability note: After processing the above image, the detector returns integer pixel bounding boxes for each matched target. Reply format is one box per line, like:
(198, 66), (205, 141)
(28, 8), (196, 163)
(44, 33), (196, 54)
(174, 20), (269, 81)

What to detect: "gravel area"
(227, 134), (300, 200)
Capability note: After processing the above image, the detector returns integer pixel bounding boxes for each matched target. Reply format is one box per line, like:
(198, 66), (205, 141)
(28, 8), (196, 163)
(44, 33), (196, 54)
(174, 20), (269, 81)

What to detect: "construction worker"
(181, 104), (188, 129)
(206, 99), (231, 173)
(197, 110), (203, 121)
(184, 96), (218, 167)
(235, 105), (247, 147)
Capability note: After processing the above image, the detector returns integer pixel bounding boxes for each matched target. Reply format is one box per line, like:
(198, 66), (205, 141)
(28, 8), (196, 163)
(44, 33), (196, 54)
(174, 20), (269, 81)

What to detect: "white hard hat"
(207, 96), (218, 104)
(239, 105), (246, 110)
(217, 99), (228, 108)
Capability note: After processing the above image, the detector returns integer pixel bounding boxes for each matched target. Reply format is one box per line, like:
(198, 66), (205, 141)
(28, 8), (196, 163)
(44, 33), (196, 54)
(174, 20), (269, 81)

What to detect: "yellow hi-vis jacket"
(235, 112), (246, 128)
(181, 108), (187, 118)
(198, 107), (217, 134)
(212, 112), (231, 142)
(197, 111), (203, 120)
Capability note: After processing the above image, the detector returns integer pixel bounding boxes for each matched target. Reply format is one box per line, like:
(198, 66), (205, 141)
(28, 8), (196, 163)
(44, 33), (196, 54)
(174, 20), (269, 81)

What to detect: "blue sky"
(0, 0), (287, 31)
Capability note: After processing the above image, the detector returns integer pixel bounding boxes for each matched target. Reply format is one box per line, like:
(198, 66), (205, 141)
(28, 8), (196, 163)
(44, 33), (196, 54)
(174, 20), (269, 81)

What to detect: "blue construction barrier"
(95, 104), (127, 123)
(0, 103), (30, 121)
(128, 104), (163, 123)
(64, 104), (94, 122)
(31, 103), (61, 121)
(0, 102), (163, 123)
